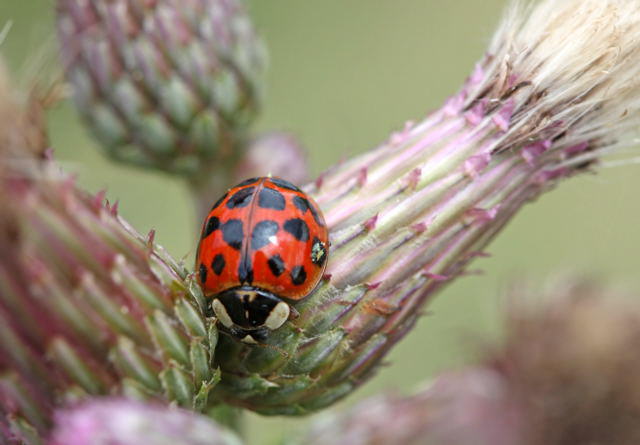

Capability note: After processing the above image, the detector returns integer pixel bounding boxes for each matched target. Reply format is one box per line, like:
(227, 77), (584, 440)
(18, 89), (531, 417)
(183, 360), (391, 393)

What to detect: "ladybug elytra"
(195, 177), (329, 344)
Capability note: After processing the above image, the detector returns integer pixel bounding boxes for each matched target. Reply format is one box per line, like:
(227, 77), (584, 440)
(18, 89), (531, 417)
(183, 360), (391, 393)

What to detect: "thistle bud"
(0, 159), (218, 435)
(50, 398), (243, 445)
(191, 131), (309, 222)
(213, 0), (640, 414)
(56, 0), (266, 175)
(0, 56), (55, 159)
(298, 280), (640, 445)
(232, 132), (308, 186)
(298, 373), (519, 445)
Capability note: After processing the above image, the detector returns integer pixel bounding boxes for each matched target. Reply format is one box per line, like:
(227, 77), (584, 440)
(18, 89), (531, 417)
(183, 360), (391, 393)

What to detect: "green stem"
(208, 404), (245, 438)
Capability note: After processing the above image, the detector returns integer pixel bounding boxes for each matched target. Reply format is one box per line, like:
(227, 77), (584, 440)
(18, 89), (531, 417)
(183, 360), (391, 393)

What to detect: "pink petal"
(534, 167), (569, 185)
(390, 120), (416, 146)
(564, 141), (589, 157)
(411, 222), (428, 234)
(466, 205), (501, 223)
(364, 213), (379, 231)
(357, 167), (368, 187)
(492, 99), (515, 132)
(464, 100), (486, 126)
(424, 272), (449, 282)
(469, 63), (485, 85)
(522, 140), (552, 166)
(444, 93), (466, 117)
(464, 153), (491, 178)
(366, 282), (382, 290)
(405, 168), (422, 190)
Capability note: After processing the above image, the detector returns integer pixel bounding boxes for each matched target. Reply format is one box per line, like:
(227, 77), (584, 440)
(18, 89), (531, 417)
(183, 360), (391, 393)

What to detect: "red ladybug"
(196, 176), (329, 344)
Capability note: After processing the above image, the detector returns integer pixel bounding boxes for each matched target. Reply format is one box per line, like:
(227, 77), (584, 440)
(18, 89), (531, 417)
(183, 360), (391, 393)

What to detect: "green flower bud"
(56, 0), (266, 175)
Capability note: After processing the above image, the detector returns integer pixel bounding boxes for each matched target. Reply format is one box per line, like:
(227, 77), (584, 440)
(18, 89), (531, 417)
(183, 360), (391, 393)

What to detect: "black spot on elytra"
(226, 187), (255, 209)
(199, 263), (207, 284)
(211, 254), (225, 275)
(269, 177), (301, 192)
(293, 196), (310, 213)
(293, 195), (325, 227)
(203, 216), (220, 237)
(222, 219), (243, 250)
(308, 202), (325, 227)
(211, 192), (228, 211)
(236, 177), (260, 187)
(311, 237), (327, 267)
(290, 265), (307, 285)
(268, 254), (285, 277)
(238, 256), (253, 284)
(258, 188), (286, 210)
(284, 218), (309, 242)
(251, 220), (279, 250)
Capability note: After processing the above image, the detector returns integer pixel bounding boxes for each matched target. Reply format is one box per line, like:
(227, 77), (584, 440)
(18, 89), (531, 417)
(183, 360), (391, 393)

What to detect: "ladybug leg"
(240, 329), (290, 358)
(288, 306), (300, 320)
(204, 302), (215, 318)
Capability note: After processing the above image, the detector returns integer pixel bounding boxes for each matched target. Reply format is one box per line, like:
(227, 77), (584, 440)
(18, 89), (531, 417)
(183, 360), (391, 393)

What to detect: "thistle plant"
(50, 399), (243, 445)
(56, 0), (266, 177)
(297, 279), (640, 445)
(0, 135), (219, 441)
(213, 0), (640, 413)
(1, 0), (640, 444)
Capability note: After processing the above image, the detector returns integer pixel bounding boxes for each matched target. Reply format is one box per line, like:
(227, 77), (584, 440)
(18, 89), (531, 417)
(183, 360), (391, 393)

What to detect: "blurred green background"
(2, 1), (640, 443)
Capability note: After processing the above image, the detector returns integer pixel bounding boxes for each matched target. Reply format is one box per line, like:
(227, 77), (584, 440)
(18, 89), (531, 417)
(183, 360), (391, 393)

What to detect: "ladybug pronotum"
(195, 177), (329, 344)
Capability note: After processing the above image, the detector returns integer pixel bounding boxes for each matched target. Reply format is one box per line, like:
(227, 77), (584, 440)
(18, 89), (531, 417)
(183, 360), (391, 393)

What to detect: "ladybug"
(195, 176), (329, 344)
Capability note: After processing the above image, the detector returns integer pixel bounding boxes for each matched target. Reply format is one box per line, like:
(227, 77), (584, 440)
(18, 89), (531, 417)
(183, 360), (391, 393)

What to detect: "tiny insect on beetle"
(195, 176), (329, 345)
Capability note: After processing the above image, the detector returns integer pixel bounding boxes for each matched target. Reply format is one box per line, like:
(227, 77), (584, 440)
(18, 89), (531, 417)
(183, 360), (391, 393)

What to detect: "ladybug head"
(211, 287), (291, 344)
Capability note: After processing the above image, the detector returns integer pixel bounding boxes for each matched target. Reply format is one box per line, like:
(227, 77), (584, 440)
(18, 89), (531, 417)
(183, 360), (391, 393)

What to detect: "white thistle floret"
(472, 0), (640, 166)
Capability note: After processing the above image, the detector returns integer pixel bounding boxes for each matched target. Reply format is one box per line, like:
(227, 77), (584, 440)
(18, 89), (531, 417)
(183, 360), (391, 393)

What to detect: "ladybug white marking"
(241, 335), (259, 344)
(211, 299), (233, 328)
(264, 301), (290, 330)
